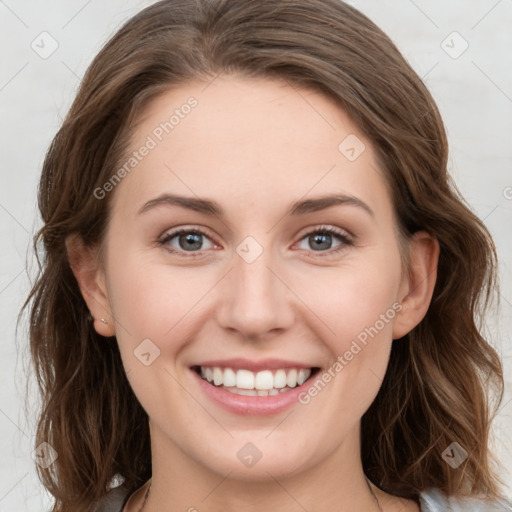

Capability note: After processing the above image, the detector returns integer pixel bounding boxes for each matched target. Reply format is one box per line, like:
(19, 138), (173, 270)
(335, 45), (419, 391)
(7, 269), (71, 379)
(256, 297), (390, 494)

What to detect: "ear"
(392, 231), (440, 339)
(66, 235), (115, 337)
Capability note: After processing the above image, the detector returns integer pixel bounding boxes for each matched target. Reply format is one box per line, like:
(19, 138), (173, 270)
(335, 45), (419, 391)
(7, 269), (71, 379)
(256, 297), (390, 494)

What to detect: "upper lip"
(192, 358), (316, 372)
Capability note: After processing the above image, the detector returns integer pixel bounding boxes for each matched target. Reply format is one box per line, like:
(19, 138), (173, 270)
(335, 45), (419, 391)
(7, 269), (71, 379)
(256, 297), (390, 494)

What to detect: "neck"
(142, 423), (383, 512)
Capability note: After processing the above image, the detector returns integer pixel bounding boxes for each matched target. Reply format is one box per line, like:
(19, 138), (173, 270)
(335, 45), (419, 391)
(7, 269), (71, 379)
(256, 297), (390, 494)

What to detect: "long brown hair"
(22, 0), (505, 510)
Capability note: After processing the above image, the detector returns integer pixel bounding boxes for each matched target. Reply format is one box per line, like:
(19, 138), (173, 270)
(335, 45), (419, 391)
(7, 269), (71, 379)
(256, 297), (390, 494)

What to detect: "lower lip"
(191, 369), (316, 416)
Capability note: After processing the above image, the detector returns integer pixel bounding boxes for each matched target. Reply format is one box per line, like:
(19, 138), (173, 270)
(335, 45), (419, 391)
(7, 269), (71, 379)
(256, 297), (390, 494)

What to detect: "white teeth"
(297, 369), (310, 385)
(236, 369), (255, 389)
(198, 366), (313, 392)
(224, 386), (294, 395)
(273, 369), (287, 389)
(237, 388), (258, 396)
(223, 367), (236, 387)
(213, 367), (223, 386)
(254, 370), (274, 390)
(286, 368), (297, 388)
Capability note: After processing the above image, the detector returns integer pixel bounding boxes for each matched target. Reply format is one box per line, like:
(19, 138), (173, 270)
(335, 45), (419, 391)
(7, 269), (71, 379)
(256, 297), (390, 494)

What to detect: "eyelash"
(158, 225), (354, 258)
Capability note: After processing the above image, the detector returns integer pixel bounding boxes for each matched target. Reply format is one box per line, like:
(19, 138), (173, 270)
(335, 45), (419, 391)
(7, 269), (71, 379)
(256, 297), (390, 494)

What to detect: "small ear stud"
(100, 318), (108, 324)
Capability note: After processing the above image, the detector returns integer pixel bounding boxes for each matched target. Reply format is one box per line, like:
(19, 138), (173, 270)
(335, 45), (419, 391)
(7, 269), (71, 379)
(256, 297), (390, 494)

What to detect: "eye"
(158, 225), (353, 257)
(159, 227), (215, 255)
(295, 225), (353, 254)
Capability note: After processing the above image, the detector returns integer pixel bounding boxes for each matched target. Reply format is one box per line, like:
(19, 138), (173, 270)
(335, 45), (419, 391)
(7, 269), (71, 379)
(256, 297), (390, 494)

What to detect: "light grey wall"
(1, 1), (510, 509)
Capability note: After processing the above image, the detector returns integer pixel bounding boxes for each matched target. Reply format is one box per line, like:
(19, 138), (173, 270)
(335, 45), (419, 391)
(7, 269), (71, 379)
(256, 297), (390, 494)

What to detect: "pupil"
(180, 232), (202, 251)
(310, 233), (331, 251)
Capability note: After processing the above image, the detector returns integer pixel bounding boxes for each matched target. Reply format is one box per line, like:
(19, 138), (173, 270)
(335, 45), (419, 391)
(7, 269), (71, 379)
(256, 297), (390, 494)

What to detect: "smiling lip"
(190, 358), (319, 416)
(193, 358), (313, 372)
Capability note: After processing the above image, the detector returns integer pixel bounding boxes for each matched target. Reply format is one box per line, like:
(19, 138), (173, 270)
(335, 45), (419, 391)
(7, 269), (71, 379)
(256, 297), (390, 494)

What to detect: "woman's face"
(92, 75), (423, 480)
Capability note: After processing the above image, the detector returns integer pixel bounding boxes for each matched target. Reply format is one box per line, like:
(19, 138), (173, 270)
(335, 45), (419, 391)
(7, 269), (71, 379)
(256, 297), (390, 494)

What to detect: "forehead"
(110, 75), (392, 222)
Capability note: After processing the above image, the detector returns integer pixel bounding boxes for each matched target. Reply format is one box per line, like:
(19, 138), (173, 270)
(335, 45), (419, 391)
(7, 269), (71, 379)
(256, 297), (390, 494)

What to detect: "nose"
(215, 244), (296, 341)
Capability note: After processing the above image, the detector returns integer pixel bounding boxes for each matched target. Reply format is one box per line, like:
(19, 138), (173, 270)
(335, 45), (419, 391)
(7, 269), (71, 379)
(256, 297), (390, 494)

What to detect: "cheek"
(293, 264), (401, 424)
(295, 245), (402, 371)
(102, 242), (196, 367)
(317, 258), (399, 321)
(103, 250), (201, 409)
(105, 234), (212, 335)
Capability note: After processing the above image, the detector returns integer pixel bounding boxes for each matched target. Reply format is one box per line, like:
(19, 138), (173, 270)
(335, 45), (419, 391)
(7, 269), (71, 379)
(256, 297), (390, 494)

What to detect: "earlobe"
(65, 235), (115, 337)
(392, 231), (440, 340)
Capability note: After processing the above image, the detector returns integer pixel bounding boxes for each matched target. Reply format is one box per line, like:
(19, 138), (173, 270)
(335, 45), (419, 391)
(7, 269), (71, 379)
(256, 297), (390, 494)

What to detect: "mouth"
(191, 365), (321, 397)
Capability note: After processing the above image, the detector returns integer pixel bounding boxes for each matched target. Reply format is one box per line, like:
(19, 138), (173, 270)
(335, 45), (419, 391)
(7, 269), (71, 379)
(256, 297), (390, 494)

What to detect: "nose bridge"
(216, 241), (294, 338)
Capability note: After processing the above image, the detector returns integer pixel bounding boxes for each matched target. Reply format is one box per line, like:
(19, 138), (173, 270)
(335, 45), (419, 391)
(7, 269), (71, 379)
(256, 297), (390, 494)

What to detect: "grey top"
(93, 485), (512, 511)
(420, 488), (511, 511)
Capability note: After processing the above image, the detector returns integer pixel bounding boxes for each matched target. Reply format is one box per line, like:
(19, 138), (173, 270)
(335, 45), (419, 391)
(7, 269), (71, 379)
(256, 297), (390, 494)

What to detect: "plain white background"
(1, 0), (511, 509)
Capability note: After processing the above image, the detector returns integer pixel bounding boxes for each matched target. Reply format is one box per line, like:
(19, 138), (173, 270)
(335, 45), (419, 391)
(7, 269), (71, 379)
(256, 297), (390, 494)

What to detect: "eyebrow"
(137, 192), (374, 218)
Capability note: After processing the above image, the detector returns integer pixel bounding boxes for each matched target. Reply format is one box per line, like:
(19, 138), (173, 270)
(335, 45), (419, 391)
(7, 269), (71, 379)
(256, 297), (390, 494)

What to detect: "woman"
(24, 0), (511, 510)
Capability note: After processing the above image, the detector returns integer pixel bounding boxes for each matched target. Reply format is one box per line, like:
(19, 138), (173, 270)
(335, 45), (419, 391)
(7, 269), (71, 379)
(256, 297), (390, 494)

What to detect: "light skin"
(68, 75), (439, 511)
